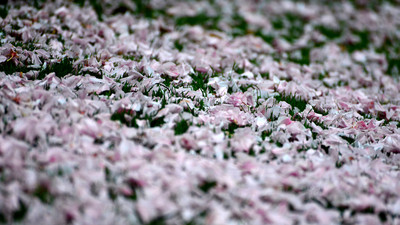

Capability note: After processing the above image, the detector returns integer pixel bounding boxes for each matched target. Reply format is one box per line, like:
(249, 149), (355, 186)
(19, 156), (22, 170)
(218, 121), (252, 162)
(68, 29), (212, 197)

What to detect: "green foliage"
(239, 84), (257, 93)
(152, 88), (164, 98)
(254, 30), (275, 44)
(275, 140), (283, 147)
(72, 0), (104, 21)
(249, 58), (259, 66)
(174, 40), (184, 51)
(33, 183), (54, 204)
(98, 88), (115, 97)
(198, 180), (217, 193)
(0, 60), (33, 75)
(261, 130), (272, 140)
(231, 13), (248, 37)
(108, 187), (118, 201)
(260, 72), (270, 80)
(184, 210), (208, 225)
(175, 119), (189, 135)
(303, 120), (318, 140)
(313, 106), (329, 116)
(314, 119), (327, 130)
(110, 108), (165, 128)
(318, 72), (326, 80)
(272, 16), (284, 30)
(12, 200), (28, 222)
(0, 5), (8, 19)
(339, 134), (355, 145)
(222, 122), (240, 137)
(197, 99), (206, 111)
(110, 4), (131, 15)
(162, 75), (173, 87)
(344, 30), (370, 52)
(287, 47), (311, 65)
(272, 13), (307, 43)
(377, 35), (400, 77)
(175, 12), (220, 31)
(89, 0), (103, 21)
(274, 93), (308, 112)
(125, 180), (140, 202)
(37, 58), (76, 79)
(315, 25), (343, 40)
(232, 62), (244, 74)
(335, 160), (344, 168)
(348, 0), (400, 11)
(13, 41), (37, 51)
(151, 116), (166, 128)
(297, 145), (309, 153)
(143, 216), (168, 225)
(122, 82), (133, 93)
(0, 211), (5, 223)
(190, 71), (212, 96)
(33, 0), (46, 9)
(73, 0), (85, 7)
(131, 0), (165, 19)
(122, 54), (143, 62)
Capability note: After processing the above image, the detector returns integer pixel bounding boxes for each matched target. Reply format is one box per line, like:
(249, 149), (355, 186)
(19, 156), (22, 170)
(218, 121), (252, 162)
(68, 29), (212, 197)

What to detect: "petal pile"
(0, 0), (400, 224)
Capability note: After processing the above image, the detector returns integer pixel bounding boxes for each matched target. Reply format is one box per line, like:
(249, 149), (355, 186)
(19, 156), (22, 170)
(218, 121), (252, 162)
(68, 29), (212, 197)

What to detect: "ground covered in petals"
(1, 0), (400, 224)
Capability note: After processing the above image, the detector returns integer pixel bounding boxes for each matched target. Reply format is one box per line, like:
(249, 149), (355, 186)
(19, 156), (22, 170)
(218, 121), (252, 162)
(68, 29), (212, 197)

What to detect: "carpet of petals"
(0, 0), (400, 224)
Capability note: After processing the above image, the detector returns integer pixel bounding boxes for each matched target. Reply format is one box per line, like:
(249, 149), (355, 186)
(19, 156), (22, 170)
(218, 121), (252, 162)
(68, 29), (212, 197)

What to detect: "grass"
(152, 88), (168, 108)
(232, 62), (245, 74)
(162, 75), (173, 87)
(260, 72), (270, 80)
(348, 0), (399, 11)
(315, 25), (343, 40)
(274, 93), (308, 112)
(122, 54), (143, 62)
(313, 106), (329, 116)
(231, 13), (248, 37)
(13, 41), (37, 51)
(239, 84), (257, 93)
(254, 30), (275, 45)
(287, 47), (311, 65)
(84, 70), (103, 79)
(141, 211), (208, 225)
(0, 60), (33, 75)
(198, 180), (217, 193)
(313, 119), (328, 130)
(0, 200), (28, 223)
(73, 0), (85, 7)
(377, 35), (400, 77)
(110, 108), (165, 128)
(303, 120), (319, 140)
(275, 140), (283, 147)
(197, 99), (206, 111)
(174, 40), (184, 51)
(261, 130), (272, 141)
(72, 0), (104, 21)
(131, 0), (166, 19)
(33, 183), (54, 204)
(272, 13), (308, 43)
(89, 0), (104, 21)
(175, 119), (189, 135)
(343, 30), (370, 53)
(97, 89), (115, 98)
(0, 5), (8, 19)
(121, 82), (134, 93)
(37, 58), (76, 79)
(175, 12), (220, 31)
(190, 71), (214, 97)
(338, 134), (355, 145)
(222, 122), (240, 138)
